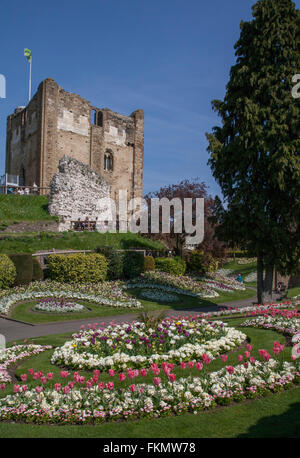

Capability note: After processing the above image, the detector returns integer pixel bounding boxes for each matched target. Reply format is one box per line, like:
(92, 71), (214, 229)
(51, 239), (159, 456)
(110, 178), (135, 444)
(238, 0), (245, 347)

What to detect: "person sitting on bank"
(236, 273), (243, 283)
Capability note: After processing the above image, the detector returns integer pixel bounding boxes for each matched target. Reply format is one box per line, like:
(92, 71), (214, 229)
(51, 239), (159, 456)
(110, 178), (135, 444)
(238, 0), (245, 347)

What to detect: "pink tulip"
(40, 376), (47, 384)
(180, 362), (187, 370)
(108, 369), (115, 377)
(33, 372), (40, 380)
(47, 373), (54, 380)
(22, 385), (28, 392)
(153, 377), (161, 386)
(106, 382), (114, 390)
(93, 370), (100, 377)
(220, 355), (228, 362)
(250, 357), (256, 363)
(168, 374), (176, 382)
(98, 382), (105, 390)
(243, 362), (249, 369)
(226, 366), (234, 375)
(188, 361), (194, 369)
(140, 369), (147, 377)
(152, 368), (160, 376)
(68, 381), (75, 389)
(130, 384), (137, 392)
(86, 380), (93, 389)
(196, 362), (203, 371)
(0, 384), (6, 391)
(238, 355), (243, 362)
(60, 371), (69, 379)
(246, 344), (253, 351)
(28, 368), (34, 375)
(54, 383), (61, 391)
(63, 386), (70, 394)
(244, 351), (251, 358)
(119, 373), (126, 382)
(35, 386), (43, 394)
(20, 374), (27, 382)
(13, 384), (20, 393)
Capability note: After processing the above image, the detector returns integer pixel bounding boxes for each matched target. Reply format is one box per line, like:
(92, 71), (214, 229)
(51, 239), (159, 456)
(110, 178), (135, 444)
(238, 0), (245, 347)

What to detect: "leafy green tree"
(206, 0), (300, 303)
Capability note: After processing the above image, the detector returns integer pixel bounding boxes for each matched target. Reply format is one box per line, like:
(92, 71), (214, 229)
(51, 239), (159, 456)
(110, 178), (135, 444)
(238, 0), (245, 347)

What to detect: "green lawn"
(0, 195), (57, 227)
(287, 286), (300, 298)
(1, 317), (299, 438)
(222, 260), (257, 284)
(10, 287), (256, 324)
(0, 231), (165, 253)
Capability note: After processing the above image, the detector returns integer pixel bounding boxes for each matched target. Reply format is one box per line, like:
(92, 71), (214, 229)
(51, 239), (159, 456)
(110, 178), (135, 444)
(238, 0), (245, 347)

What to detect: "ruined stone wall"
(48, 156), (111, 232)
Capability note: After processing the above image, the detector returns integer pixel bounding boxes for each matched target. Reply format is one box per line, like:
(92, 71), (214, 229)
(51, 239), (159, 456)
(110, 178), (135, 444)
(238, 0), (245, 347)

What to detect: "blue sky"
(1, 0), (299, 198)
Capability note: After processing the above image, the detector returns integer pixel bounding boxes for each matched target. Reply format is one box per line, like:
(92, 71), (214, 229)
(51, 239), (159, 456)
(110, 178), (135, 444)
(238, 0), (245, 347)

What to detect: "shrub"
(95, 246), (125, 280)
(8, 253), (33, 285)
(47, 253), (107, 283)
(0, 254), (16, 289)
(155, 257), (186, 276)
(123, 251), (145, 279)
(187, 250), (206, 275)
(32, 258), (44, 281)
(187, 250), (218, 274)
(144, 255), (155, 272)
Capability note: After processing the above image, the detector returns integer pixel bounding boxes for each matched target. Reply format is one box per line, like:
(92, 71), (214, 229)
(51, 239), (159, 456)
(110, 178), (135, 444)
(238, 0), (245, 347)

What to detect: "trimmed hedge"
(8, 253), (33, 285)
(0, 254), (16, 289)
(95, 246), (125, 280)
(144, 255), (155, 272)
(47, 253), (108, 283)
(155, 257), (186, 276)
(32, 258), (44, 281)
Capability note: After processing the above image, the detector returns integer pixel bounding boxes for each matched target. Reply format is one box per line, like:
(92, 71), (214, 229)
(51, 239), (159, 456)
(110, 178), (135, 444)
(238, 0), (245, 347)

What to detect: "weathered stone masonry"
(5, 78), (144, 203)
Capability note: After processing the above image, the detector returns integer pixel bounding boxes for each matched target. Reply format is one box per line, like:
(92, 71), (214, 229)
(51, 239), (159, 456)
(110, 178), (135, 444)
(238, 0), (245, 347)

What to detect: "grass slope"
(0, 231), (165, 253)
(0, 195), (56, 226)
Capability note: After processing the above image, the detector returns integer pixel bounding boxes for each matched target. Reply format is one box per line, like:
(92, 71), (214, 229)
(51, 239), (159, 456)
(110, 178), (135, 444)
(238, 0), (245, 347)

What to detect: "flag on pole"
(24, 48), (32, 63)
(24, 48), (32, 101)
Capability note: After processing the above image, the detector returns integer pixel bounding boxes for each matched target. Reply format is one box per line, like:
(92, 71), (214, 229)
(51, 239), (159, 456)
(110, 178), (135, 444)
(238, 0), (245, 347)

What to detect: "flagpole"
(29, 56), (32, 102)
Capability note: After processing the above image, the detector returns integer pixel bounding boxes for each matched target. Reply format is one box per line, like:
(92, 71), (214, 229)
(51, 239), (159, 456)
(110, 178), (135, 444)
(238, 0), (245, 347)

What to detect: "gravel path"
(0, 292), (285, 343)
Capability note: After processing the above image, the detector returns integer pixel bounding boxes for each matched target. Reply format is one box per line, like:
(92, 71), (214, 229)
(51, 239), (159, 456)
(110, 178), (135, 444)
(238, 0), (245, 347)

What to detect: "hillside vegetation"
(0, 195), (57, 229)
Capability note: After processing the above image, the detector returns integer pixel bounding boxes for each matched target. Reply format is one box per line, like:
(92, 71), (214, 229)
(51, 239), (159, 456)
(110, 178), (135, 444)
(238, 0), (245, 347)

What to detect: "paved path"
(0, 292), (285, 343)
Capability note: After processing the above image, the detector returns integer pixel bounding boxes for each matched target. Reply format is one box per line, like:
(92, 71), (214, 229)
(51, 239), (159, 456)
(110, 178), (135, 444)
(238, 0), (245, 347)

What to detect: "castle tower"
(5, 78), (144, 202)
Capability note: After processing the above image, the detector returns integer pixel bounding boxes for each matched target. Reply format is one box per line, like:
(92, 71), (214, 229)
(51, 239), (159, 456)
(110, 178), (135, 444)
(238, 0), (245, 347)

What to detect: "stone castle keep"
(5, 78), (144, 204)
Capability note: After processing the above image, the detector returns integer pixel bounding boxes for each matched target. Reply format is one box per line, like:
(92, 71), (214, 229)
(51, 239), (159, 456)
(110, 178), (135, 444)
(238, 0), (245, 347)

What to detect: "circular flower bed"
(51, 317), (246, 371)
(0, 357), (299, 424)
(139, 289), (179, 303)
(34, 298), (87, 314)
(0, 345), (52, 383)
(241, 309), (300, 336)
(0, 280), (142, 316)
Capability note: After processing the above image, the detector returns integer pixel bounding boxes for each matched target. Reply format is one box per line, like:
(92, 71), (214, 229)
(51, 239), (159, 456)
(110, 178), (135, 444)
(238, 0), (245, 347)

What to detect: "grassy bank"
(0, 195), (57, 227)
(0, 231), (165, 253)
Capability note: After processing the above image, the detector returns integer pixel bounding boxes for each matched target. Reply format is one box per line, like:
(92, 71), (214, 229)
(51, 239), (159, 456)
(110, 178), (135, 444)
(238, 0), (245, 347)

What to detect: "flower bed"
(139, 289), (179, 303)
(0, 280), (142, 316)
(241, 309), (300, 336)
(207, 272), (246, 290)
(34, 299), (87, 314)
(128, 272), (219, 298)
(173, 302), (298, 320)
(51, 317), (246, 371)
(0, 356), (299, 424)
(0, 345), (52, 383)
(244, 272), (257, 283)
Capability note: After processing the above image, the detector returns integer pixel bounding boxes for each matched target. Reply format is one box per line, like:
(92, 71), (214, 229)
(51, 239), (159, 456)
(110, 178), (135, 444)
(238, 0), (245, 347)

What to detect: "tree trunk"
(257, 252), (264, 304)
(262, 262), (274, 303)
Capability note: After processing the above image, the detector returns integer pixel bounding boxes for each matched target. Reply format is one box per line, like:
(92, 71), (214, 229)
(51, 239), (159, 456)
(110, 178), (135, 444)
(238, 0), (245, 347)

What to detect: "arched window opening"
(97, 111), (103, 127)
(90, 109), (96, 125)
(104, 151), (113, 171)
